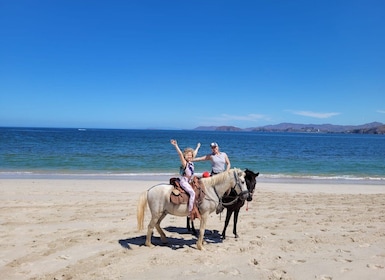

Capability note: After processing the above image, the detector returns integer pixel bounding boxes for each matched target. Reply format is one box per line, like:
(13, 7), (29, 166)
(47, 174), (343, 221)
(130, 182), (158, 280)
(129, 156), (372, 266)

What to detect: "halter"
(232, 170), (249, 198)
(207, 170), (249, 213)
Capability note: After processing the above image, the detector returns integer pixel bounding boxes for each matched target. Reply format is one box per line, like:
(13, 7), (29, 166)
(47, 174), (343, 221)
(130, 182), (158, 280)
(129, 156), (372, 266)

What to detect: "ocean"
(1, 127), (384, 183)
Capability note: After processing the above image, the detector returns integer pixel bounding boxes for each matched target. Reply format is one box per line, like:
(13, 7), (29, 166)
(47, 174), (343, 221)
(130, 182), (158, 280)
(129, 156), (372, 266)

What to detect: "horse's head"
(245, 169), (259, 201)
(232, 168), (249, 201)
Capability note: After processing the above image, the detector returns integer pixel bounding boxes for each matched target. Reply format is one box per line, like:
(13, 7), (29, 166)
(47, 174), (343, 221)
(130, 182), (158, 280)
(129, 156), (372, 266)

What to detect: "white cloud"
(290, 110), (340, 119)
(377, 110), (385, 114)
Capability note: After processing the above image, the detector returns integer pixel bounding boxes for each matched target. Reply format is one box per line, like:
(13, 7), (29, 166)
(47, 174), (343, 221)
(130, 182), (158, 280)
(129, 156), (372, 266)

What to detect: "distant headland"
(194, 122), (385, 134)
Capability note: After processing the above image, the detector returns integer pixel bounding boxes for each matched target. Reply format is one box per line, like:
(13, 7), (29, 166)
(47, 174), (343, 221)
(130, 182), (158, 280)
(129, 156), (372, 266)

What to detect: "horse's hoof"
(196, 242), (205, 251)
(234, 234), (239, 238)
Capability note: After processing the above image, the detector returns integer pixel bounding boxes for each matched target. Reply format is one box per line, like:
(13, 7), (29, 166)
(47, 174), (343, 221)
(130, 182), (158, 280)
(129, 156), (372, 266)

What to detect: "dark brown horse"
(187, 168), (259, 239)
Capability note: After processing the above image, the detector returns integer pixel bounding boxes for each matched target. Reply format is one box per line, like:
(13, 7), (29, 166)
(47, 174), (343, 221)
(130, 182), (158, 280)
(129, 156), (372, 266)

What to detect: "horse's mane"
(200, 168), (242, 186)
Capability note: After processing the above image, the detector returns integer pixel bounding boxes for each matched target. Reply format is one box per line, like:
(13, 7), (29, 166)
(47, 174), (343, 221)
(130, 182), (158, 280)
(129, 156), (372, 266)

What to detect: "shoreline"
(0, 171), (384, 185)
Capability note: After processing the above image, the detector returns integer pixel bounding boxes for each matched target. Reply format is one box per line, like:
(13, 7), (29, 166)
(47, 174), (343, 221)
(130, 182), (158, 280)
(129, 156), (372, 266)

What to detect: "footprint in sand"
(336, 249), (351, 253)
(366, 264), (384, 269)
(271, 269), (287, 279)
(333, 258), (353, 263)
(291, 259), (306, 264)
(218, 268), (241, 275)
(58, 255), (70, 260)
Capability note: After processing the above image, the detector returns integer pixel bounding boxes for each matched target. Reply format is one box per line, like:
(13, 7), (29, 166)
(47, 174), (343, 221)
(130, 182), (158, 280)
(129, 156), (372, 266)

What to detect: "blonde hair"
(183, 148), (195, 158)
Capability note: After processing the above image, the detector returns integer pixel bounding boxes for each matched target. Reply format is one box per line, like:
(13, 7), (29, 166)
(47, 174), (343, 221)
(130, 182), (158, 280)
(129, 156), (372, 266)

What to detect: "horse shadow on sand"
(119, 226), (222, 250)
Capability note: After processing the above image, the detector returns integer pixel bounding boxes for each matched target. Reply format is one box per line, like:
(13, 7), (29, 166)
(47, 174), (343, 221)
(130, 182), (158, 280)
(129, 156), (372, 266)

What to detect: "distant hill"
(194, 125), (243, 131)
(194, 126), (220, 131)
(350, 124), (385, 134)
(194, 122), (385, 134)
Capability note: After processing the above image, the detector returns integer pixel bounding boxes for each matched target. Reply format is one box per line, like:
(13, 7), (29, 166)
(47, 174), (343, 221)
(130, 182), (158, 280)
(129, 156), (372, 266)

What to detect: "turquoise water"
(1, 127), (384, 182)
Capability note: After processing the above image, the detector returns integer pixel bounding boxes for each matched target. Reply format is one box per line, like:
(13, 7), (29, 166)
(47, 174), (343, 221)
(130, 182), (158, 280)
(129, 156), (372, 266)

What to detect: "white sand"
(0, 178), (384, 280)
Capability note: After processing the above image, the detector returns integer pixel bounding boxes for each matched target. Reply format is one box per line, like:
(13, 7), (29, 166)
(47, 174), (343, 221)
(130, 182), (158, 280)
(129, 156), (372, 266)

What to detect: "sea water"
(0, 127), (384, 183)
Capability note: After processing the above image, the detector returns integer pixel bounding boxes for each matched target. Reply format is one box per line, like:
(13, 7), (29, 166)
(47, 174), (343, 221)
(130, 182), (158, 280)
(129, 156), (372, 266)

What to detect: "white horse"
(137, 168), (249, 250)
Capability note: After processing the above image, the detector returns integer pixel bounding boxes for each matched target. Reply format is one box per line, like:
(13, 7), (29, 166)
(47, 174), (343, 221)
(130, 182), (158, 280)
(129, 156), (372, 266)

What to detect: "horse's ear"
(235, 168), (245, 178)
(245, 168), (260, 178)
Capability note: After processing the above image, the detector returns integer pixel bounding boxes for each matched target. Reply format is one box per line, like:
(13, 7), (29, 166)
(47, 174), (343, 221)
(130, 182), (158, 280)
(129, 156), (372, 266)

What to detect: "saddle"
(169, 176), (205, 220)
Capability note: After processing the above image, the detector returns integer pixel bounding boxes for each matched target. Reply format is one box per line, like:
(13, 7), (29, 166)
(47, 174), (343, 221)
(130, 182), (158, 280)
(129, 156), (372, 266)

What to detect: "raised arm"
(170, 139), (186, 167)
(193, 142), (201, 157)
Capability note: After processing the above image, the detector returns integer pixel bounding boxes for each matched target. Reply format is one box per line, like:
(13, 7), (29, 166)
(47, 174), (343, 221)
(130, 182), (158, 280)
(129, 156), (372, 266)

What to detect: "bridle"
(206, 170), (249, 211)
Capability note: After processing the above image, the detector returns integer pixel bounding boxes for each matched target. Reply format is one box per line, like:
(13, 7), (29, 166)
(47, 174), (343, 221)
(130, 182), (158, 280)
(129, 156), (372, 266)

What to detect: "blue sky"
(1, 0), (384, 129)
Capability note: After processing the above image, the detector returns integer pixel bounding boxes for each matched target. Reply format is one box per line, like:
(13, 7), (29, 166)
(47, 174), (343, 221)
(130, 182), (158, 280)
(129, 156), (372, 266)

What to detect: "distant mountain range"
(194, 122), (385, 134)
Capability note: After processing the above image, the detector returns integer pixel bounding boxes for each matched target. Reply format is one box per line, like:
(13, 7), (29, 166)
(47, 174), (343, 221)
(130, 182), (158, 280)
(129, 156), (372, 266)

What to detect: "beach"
(0, 178), (384, 280)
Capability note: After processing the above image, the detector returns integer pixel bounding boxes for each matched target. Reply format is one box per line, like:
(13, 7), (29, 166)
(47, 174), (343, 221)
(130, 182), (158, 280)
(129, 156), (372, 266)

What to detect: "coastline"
(1, 171), (384, 185)
(1, 177), (384, 279)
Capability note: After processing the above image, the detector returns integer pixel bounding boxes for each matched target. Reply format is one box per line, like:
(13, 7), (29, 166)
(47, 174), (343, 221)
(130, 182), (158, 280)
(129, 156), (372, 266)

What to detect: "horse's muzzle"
(239, 190), (249, 201)
(246, 191), (254, 201)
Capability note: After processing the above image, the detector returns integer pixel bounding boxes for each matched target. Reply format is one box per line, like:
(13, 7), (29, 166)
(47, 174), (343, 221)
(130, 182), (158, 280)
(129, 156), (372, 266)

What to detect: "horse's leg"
(186, 217), (197, 235)
(145, 215), (158, 247)
(221, 208), (233, 240)
(186, 217), (191, 231)
(191, 219), (196, 235)
(233, 209), (240, 238)
(196, 212), (208, 251)
(155, 212), (168, 244)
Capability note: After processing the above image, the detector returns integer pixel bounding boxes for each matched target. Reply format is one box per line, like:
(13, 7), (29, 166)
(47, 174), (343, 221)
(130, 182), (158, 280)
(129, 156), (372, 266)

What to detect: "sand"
(0, 178), (384, 280)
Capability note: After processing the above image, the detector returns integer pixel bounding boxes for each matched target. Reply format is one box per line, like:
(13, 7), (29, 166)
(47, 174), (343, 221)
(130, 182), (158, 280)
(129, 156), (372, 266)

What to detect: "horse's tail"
(137, 191), (148, 231)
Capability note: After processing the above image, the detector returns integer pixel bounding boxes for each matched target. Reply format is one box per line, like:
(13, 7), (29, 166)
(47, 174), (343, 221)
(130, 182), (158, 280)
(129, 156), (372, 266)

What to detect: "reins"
(203, 170), (247, 213)
(221, 171), (246, 206)
(221, 194), (239, 207)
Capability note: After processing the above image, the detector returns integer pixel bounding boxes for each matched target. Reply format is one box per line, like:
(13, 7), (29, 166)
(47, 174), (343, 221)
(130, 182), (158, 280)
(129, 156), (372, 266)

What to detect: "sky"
(1, 0), (384, 129)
